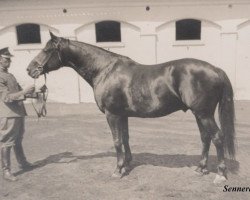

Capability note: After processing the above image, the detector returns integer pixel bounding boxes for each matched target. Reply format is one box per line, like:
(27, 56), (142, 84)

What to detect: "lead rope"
(31, 74), (48, 119)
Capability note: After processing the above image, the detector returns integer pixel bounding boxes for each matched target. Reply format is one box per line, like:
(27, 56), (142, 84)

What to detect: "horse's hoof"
(121, 167), (126, 175)
(213, 174), (227, 185)
(111, 170), (122, 178)
(195, 167), (209, 176)
(111, 172), (122, 178)
(201, 169), (209, 175)
(120, 166), (130, 177)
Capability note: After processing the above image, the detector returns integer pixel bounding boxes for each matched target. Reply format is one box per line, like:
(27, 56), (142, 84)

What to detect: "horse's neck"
(64, 41), (114, 87)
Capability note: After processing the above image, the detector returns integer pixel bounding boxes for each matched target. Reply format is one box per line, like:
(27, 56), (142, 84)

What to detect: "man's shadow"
(14, 151), (239, 176)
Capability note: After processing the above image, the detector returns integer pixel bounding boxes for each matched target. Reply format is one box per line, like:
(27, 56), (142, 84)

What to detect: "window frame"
(16, 23), (42, 45)
(95, 21), (122, 43)
(172, 19), (204, 46)
(175, 19), (201, 41)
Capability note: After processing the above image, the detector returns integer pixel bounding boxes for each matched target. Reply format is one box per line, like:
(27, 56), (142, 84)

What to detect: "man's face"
(0, 57), (11, 69)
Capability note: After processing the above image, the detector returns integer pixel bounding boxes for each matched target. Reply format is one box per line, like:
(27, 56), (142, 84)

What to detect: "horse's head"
(27, 32), (66, 78)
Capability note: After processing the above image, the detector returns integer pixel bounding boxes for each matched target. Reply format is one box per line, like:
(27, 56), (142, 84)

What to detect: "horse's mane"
(68, 39), (132, 62)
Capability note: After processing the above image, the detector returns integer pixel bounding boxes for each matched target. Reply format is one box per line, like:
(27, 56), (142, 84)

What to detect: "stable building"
(0, 0), (250, 103)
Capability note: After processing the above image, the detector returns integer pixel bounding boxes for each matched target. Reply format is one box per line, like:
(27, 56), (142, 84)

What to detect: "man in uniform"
(0, 47), (35, 181)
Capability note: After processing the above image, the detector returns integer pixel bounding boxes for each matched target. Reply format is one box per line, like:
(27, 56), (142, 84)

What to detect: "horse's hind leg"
(106, 111), (131, 177)
(211, 129), (227, 184)
(194, 114), (227, 183)
(195, 115), (212, 175)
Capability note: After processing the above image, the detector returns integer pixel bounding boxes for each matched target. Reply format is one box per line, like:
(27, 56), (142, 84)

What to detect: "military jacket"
(0, 69), (27, 117)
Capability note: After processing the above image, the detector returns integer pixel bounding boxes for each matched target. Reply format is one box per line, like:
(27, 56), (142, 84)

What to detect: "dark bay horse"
(27, 32), (236, 184)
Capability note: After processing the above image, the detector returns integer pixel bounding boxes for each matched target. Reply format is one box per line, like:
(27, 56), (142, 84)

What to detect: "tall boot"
(1, 147), (17, 181)
(13, 142), (33, 170)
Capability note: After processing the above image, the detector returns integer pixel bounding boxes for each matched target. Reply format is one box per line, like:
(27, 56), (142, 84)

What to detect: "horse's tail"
(218, 69), (236, 160)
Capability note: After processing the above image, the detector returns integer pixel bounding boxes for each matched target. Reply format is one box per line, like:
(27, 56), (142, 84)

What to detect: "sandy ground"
(0, 101), (250, 200)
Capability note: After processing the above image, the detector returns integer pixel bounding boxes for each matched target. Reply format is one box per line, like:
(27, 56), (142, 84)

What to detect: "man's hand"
(23, 85), (35, 95)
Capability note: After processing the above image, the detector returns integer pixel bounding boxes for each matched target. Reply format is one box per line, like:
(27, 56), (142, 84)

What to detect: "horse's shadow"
(14, 151), (239, 176)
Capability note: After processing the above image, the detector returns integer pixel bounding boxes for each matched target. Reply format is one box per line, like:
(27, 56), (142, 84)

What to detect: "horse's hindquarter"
(172, 59), (223, 113)
(95, 61), (186, 117)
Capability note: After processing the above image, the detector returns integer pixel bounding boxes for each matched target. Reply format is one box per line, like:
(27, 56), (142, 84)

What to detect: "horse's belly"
(125, 95), (185, 118)
(127, 107), (182, 118)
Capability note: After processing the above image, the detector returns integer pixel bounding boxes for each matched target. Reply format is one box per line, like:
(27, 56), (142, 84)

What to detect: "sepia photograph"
(0, 0), (250, 199)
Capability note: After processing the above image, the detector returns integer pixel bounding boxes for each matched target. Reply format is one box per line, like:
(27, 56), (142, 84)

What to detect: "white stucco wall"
(237, 21), (250, 99)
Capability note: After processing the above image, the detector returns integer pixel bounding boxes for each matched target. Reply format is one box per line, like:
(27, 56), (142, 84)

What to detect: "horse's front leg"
(121, 117), (132, 172)
(106, 111), (131, 178)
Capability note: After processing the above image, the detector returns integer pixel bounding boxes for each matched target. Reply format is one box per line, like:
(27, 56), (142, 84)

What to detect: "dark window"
(176, 19), (201, 40)
(95, 21), (121, 42)
(16, 23), (41, 44)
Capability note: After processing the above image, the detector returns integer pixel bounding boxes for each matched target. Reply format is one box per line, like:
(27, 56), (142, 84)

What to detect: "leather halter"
(34, 38), (64, 74)
(31, 39), (64, 119)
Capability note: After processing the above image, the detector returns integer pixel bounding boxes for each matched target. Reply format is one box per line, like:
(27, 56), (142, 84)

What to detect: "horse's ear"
(49, 31), (58, 40)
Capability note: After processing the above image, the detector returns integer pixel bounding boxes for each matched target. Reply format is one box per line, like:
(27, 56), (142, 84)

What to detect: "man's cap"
(0, 47), (14, 58)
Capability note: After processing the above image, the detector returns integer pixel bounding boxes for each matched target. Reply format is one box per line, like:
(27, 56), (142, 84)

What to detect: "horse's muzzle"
(27, 61), (43, 79)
